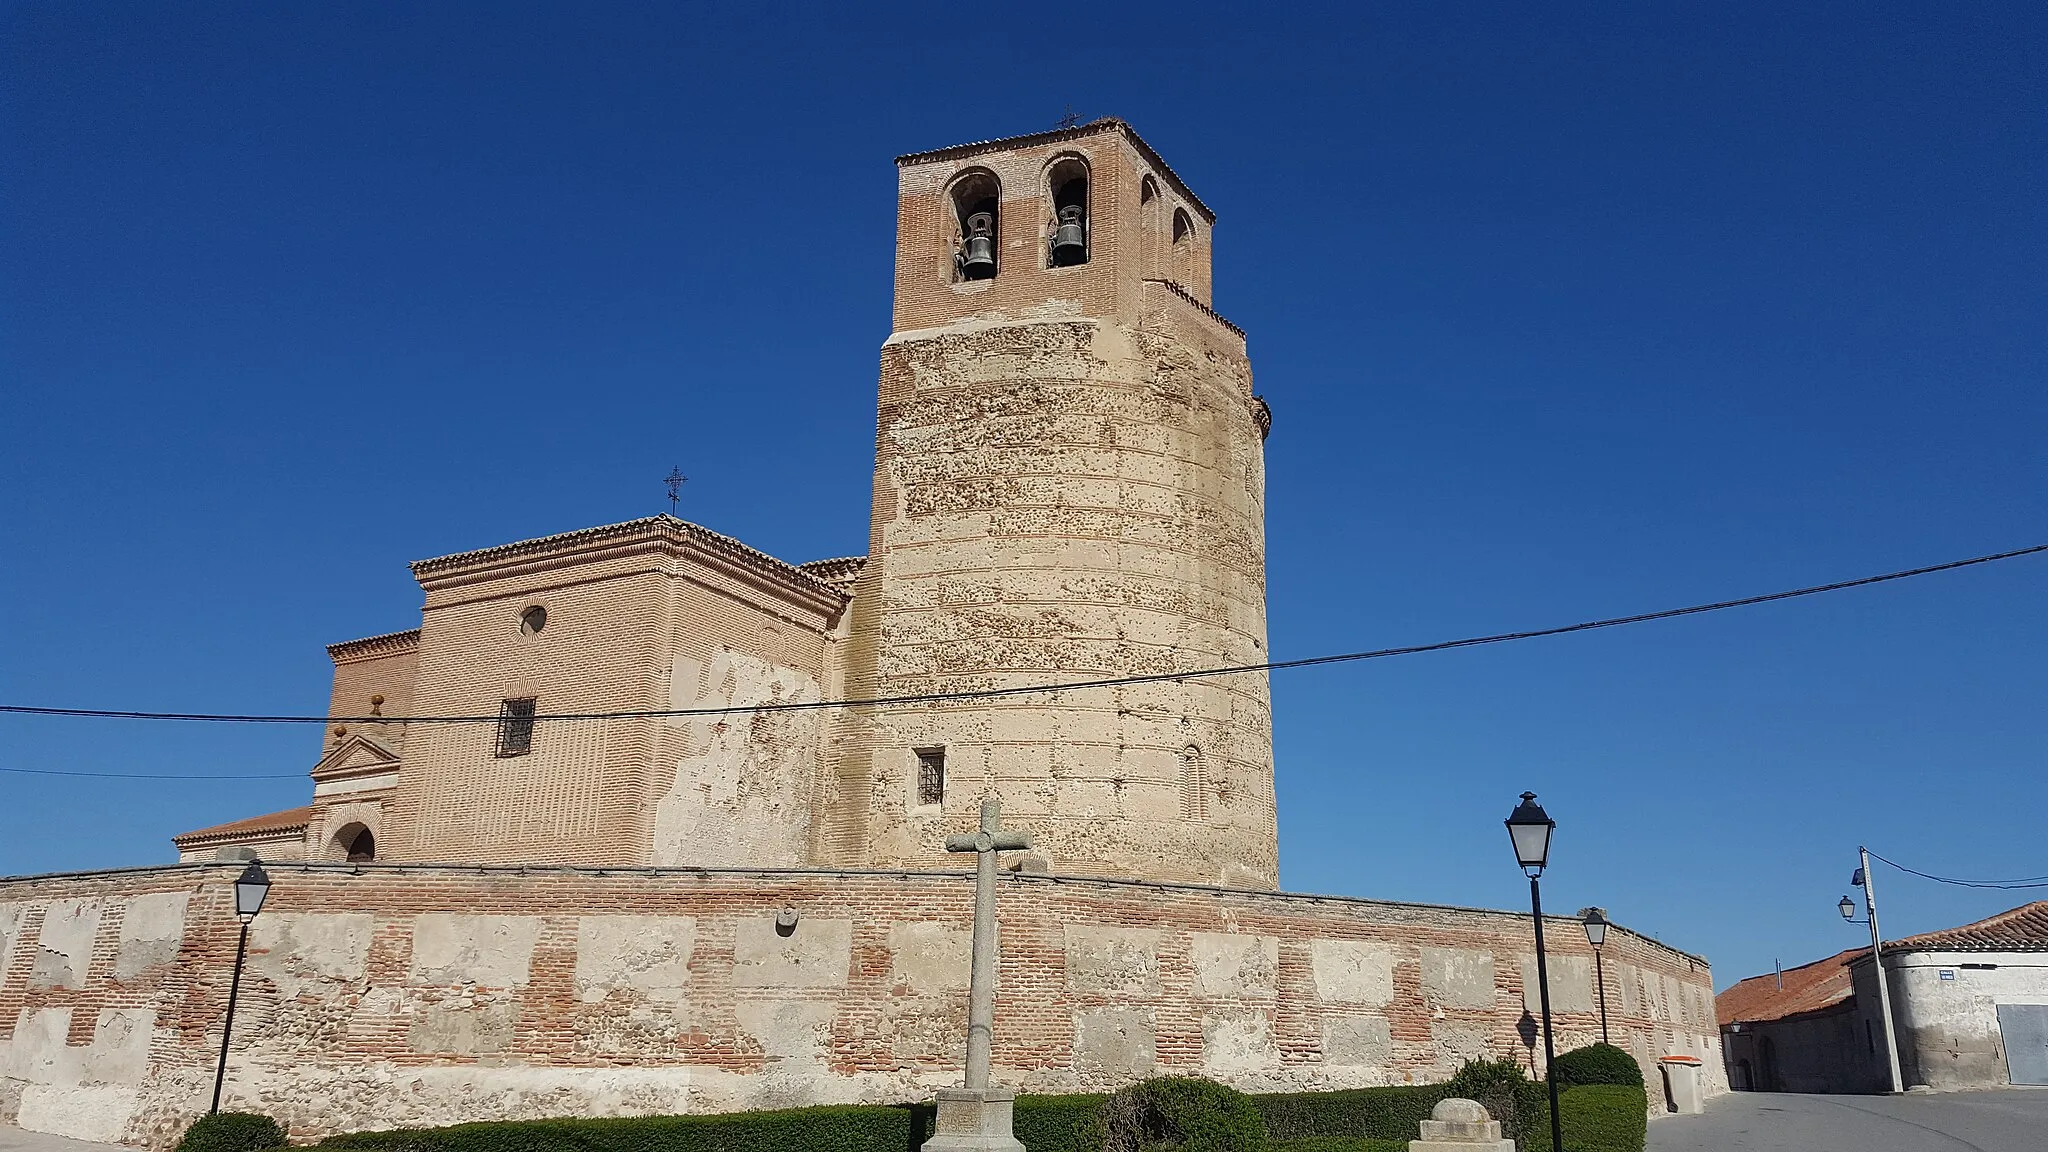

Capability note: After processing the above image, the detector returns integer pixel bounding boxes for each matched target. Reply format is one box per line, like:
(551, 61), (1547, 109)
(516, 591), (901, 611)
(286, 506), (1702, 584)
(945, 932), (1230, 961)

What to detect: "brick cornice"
(326, 629), (420, 665)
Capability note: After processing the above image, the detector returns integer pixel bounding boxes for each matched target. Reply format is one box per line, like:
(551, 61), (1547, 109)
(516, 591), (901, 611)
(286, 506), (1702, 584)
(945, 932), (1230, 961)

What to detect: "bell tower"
(822, 119), (1275, 889)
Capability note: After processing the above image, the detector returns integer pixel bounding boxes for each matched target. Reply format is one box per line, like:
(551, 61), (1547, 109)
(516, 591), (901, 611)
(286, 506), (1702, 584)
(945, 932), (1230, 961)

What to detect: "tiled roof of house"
(1716, 948), (1861, 1028)
(1887, 901), (2048, 953)
(172, 806), (313, 846)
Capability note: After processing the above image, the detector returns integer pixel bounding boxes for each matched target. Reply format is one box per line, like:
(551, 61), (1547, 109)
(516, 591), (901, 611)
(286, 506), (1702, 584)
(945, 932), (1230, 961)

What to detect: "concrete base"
(921, 1087), (1026, 1152)
(1409, 1143), (1514, 1152)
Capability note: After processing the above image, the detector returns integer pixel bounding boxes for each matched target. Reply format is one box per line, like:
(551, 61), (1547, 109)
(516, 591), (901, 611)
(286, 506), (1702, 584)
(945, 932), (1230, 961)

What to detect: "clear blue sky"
(3, 3), (2042, 989)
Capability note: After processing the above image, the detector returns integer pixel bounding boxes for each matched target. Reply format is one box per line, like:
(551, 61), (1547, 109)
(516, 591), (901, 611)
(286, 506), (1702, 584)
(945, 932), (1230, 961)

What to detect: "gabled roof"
(1716, 948), (1860, 1028)
(407, 515), (846, 611)
(172, 806), (313, 847)
(1886, 901), (2048, 954)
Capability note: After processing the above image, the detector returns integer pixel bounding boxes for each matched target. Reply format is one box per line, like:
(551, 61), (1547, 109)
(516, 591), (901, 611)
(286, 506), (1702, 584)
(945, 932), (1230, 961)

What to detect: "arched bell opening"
(947, 169), (1001, 282)
(334, 822), (376, 863)
(1171, 207), (1196, 284)
(1139, 175), (1162, 275)
(1045, 156), (1090, 268)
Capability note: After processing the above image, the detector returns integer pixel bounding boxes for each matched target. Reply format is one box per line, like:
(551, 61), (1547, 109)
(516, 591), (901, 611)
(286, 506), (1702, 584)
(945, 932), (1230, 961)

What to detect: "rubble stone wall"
(0, 864), (1720, 1147)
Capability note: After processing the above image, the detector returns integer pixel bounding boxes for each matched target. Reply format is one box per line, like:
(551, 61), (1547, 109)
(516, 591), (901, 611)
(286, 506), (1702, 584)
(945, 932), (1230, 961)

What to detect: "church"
(0, 121), (1723, 1147)
(175, 116), (1279, 893)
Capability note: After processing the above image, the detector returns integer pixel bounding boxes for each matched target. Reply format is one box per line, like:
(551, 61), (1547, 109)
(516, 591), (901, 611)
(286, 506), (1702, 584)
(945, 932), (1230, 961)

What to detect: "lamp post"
(210, 862), (271, 1114)
(1506, 792), (1564, 1152)
(1842, 846), (1904, 1094)
(1581, 906), (1610, 1044)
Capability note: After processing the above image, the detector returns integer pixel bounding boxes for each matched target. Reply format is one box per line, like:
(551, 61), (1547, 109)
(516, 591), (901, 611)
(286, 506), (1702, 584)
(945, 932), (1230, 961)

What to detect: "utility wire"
(0, 542), (2041, 729)
(1867, 849), (2048, 891)
(0, 765), (305, 781)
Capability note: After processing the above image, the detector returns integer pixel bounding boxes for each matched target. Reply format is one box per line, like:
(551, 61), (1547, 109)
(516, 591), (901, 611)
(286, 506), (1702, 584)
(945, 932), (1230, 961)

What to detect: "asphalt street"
(0, 1131), (123, 1152)
(1648, 1088), (2048, 1152)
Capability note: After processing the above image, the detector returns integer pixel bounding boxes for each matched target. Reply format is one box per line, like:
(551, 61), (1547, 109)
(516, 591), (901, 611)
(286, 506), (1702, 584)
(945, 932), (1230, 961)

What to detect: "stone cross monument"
(923, 798), (1032, 1152)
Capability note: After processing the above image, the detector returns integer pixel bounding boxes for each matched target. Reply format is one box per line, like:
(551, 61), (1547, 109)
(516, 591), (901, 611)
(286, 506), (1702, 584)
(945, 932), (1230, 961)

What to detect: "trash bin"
(1658, 1054), (1705, 1114)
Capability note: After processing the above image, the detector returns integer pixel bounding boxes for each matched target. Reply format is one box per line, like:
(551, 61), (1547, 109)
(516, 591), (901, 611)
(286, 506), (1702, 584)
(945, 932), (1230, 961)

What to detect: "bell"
(1051, 204), (1086, 265)
(959, 212), (996, 279)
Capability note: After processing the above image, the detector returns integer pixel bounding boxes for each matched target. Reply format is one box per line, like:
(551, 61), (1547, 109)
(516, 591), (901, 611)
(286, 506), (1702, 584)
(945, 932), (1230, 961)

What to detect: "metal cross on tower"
(662, 467), (687, 515)
(1055, 105), (1080, 130)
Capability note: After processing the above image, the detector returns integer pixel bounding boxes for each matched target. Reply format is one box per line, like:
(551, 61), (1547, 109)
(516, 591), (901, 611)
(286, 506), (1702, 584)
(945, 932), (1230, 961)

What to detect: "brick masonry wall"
(0, 864), (1722, 1147)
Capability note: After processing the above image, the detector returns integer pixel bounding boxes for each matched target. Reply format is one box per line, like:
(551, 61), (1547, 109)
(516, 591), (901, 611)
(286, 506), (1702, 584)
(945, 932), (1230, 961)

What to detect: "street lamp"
(210, 862), (270, 1114)
(1839, 895), (1857, 922)
(1505, 792), (1564, 1152)
(1581, 907), (1611, 1044)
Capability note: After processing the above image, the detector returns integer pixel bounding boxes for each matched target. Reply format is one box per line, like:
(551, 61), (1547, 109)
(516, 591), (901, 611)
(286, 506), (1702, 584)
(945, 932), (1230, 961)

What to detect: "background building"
(1720, 902), (2048, 1092)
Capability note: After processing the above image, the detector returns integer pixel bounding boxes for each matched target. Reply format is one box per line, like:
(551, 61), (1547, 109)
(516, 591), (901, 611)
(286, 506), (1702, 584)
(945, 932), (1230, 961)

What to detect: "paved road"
(0, 1131), (123, 1152)
(1648, 1088), (2048, 1152)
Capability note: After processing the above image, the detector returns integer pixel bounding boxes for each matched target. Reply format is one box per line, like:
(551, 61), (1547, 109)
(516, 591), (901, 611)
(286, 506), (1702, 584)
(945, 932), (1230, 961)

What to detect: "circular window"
(519, 606), (547, 635)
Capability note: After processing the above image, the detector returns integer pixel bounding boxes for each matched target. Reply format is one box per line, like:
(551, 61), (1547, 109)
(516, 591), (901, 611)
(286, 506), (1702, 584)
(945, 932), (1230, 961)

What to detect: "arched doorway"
(334, 822), (375, 863)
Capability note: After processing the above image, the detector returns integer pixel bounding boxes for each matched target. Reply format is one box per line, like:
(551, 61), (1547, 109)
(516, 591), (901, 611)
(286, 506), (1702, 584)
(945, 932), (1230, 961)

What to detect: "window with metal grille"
(496, 698), (537, 758)
(916, 747), (945, 806)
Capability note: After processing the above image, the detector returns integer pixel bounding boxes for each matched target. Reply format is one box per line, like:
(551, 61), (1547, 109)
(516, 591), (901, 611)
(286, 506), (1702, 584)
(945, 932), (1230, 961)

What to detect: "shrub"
(1445, 1058), (1544, 1147)
(1254, 1084), (1449, 1142)
(1013, 1092), (1108, 1152)
(177, 1112), (288, 1152)
(1553, 1043), (1643, 1089)
(1094, 1076), (1268, 1152)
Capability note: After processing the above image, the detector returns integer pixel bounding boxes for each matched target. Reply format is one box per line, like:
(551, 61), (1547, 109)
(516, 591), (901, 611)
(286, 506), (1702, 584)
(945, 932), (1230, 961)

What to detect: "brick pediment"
(313, 734), (401, 781)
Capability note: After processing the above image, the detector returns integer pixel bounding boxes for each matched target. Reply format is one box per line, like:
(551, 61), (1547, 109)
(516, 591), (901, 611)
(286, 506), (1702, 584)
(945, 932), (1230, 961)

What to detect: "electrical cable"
(1866, 849), (2048, 891)
(0, 542), (2040, 731)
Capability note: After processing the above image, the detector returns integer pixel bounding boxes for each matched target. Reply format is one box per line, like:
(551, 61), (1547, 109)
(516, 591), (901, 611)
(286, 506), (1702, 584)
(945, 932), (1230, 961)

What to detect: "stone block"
(922, 1086), (1024, 1152)
(31, 900), (99, 989)
(252, 912), (374, 998)
(1074, 1007), (1155, 1077)
(83, 1009), (152, 1085)
(1202, 1010), (1277, 1075)
(6, 1008), (80, 1085)
(1409, 1096), (1513, 1150)
(731, 917), (851, 989)
(889, 922), (971, 992)
(410, 914), (539, 987)
(1431, 1023), (1494, 1069)
(885, 996), (965, 1060)
(408, 1000), (518, 1055)
(575, 915), (694, 1004)
(1323, 1014), (1394, 1066)
(1311, 940), (1395, 1006)
(1189, 932), (1278, 997)
(1064, 925), (1159, 995)
(1521, 955), (1594, 1014)
(1421, 948), (1496, 1009)
(735, 1000), (837, 1064)
(113, 893), (188, 981)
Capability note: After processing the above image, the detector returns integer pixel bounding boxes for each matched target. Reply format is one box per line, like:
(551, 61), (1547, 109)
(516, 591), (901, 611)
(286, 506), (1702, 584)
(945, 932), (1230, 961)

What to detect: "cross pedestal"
(923, 798), (1031, 1152)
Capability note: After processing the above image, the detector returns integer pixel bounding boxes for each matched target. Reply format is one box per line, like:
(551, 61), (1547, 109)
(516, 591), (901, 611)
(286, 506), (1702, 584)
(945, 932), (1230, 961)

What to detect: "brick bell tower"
(820, 119), (1276, 888)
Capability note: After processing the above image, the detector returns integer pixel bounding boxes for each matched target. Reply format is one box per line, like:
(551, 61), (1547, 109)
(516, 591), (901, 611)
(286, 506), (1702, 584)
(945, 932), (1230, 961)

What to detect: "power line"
(0, 765), (304, 781)
(1867, 849), (2048, 891)
(0, 542), (2040, 729)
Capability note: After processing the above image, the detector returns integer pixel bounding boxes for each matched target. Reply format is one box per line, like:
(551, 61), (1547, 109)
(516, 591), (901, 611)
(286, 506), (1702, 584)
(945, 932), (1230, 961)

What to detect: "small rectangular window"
(916, 747), (946, 806)
(496, 698), (537, 758)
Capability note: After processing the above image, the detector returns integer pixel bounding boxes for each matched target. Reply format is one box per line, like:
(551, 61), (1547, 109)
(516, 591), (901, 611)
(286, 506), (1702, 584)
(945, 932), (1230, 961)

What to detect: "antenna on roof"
(663, 466), (687, 516)
(1055, 105), (1081, 130)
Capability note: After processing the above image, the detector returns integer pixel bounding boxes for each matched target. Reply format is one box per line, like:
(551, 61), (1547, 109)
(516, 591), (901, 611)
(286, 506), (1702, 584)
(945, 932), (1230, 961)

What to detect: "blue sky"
(3, 3), (2042, 989)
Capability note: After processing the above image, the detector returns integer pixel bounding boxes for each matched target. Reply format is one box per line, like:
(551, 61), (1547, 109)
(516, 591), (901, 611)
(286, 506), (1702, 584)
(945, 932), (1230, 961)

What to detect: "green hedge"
(1254, 1084), (1449, 1142)
(1261, 1131), (1409, 1139)
(1094, 1076), (1268, 1152)
(1521, 1085), (1650, 1152)
(314, 1104), (917, 1152)
(307, 1076), (1645, 1152)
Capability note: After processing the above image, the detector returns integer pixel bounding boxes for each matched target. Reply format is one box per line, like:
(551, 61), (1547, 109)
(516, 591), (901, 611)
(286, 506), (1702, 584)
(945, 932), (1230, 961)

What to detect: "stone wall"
(0, 864), (1719, 1148)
